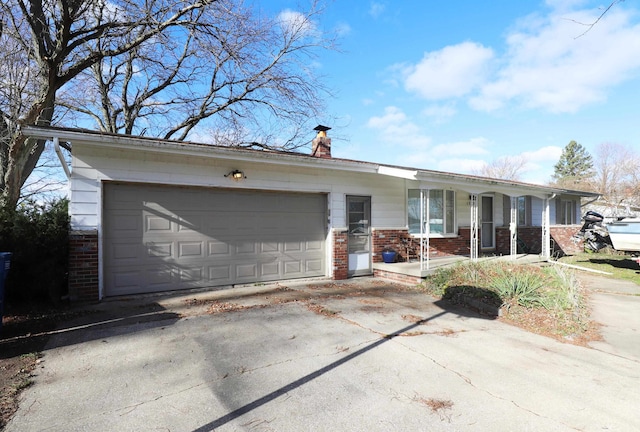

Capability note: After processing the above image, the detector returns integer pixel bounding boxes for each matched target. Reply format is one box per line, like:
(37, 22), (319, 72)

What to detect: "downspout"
(543, 193), (556, 261)
(53, 137), (71, 179)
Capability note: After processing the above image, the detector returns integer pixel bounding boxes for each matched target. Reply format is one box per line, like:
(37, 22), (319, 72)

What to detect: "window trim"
(558, 199), (577, 225)
(407, 189), (457, 237)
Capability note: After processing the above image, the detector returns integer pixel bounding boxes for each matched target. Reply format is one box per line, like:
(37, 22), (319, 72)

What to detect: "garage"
(103, 183), (327, 296)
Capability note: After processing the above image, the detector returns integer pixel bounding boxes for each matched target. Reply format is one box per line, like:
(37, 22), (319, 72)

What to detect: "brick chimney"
(311, 125), (331, 158)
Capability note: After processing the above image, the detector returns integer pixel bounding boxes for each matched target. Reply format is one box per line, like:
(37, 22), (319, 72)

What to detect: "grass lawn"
(557, 252), (640, 286)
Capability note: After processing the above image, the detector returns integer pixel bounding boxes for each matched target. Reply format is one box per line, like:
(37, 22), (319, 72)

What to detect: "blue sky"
(267, 0), (640, 185)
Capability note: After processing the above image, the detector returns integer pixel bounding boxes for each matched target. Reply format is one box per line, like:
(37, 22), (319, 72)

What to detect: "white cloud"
(431, 137), (491, 158)
(471, 5), (640, 113)
(389, 135), (491, 172)
(522, 145), (563, 162)
(369, 2), (385, 19)
(421, 104), (457, 124)
(366, 106), (432, 149)
(335, 22), (352, 37)
(277, 9), (317, 36)
(436, 158), (487, 174)
(402, 42), (494, 100)
(392, 3), (640, 115)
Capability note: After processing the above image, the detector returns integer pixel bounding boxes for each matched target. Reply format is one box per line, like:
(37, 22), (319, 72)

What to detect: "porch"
(371, 253), (548, 285)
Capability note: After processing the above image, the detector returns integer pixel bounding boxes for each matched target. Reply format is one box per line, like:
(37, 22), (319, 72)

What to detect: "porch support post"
(470, 193), (478, 261)
(510, 196), (518, 258)
(541, 196), (551, 259)
(420, 189), (430, 271)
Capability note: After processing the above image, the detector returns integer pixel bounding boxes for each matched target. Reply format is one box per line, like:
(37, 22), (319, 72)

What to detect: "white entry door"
(481, 195), (495, 250)
(347, 196), (372, 276)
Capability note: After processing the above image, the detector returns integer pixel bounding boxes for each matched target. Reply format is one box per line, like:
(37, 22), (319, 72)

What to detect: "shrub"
(0, 198), (70, 305)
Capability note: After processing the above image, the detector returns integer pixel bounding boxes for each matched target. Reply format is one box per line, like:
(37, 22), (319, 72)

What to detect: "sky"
(264, 0), (640, 185)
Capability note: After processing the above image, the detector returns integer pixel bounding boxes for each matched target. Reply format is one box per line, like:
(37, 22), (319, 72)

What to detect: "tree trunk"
(1, 101), (54, 210)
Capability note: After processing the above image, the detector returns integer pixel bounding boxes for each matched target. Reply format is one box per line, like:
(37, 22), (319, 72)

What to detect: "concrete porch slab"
(373, 254), (546, 279)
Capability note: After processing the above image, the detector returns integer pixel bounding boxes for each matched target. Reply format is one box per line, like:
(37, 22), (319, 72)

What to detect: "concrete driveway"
(578, 273), (640, 361)
(5, 277), (640, 431)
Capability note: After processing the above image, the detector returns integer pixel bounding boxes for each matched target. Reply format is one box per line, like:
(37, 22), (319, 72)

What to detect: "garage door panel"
(145, 214), (173, 233)
(146, 242), (173, 258)
(208, 241), (230, 256)
(178, 241), (204, 258)
(111, 270), (143, 293)
(104, 184), (326, 296)
(235, 241), (257, 254)
(147, 268), (174, 287)
(260, 262), (280, 277)
(236, 263), (258, 279)
(208, 266), (232, 284)
(283, 260), (302, 275)
(284, 241), (302, 252)
(179, 267), (203, 283)
(258, 215), (281, 231)
(260, 242), (280, 253)
(111, 242), (141, 260)
(177, 214), (203, 233)
(306, 259), (323, 272)
(306, 240), (323, 251)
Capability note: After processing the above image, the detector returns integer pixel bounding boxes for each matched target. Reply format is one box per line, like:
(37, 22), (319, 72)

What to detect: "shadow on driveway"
(190, 280), (496, 431)
(0, 301), (180, 359)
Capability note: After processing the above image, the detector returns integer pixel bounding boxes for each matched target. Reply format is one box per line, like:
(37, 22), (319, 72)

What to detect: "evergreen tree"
(552, 141), (594, 185)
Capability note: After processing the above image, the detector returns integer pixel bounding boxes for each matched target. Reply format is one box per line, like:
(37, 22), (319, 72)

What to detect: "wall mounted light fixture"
(225, 169), (246, 181)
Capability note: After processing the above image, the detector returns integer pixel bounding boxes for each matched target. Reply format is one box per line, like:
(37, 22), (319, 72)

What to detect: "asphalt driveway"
(5, 277), (640, 431)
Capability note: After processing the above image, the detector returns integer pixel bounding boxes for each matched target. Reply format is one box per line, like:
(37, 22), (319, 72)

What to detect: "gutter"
(53, 137), (71, 179)
(20, 124), (381, 176)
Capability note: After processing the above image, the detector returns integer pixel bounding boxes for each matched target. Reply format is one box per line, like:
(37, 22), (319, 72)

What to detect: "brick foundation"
(550, 225), (583, 256)
(372, 228), (474, 262)
(371, 225), (584, 261)
(332, 229), (349, 280)
(495, 227), (543, 255)
(69, 230), (99, 301)
(373, 269), (423, 286)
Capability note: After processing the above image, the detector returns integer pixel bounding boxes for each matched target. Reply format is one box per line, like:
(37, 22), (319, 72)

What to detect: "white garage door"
(103, 183), (327, 296)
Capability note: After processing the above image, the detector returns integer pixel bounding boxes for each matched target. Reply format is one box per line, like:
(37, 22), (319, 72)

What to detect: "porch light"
(225, 169), (246, 181)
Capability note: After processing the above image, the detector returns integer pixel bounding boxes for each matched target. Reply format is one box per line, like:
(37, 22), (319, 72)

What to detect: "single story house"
(23, 125), (597, 301)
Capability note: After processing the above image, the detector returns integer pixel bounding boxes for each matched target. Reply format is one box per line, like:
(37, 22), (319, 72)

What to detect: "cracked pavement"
(5, 277), (640, 431)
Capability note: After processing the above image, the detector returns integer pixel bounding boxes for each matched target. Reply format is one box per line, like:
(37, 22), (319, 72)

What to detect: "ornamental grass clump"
(425, 261), (579, 312)
(423, 260), (591, 342)
(490, 265), (547, 309)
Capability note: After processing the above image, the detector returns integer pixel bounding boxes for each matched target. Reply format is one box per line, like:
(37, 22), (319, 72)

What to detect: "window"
(517, 196), (531, 226)
(558, 200), (577, 225)
(408, 189), (456, 235)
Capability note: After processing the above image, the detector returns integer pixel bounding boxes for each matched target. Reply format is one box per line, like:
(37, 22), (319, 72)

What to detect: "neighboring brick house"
(24, 125), (598, 301)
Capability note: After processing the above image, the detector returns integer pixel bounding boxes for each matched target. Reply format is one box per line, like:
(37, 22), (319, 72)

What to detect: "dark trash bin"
(0, 252), (12, 331)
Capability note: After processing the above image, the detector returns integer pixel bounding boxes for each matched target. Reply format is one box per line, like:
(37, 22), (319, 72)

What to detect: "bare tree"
(1, 0), (335, 210)
(590, 142), (640, 215)
(569, 0), (625, 38)
(473, 155), (528, 181)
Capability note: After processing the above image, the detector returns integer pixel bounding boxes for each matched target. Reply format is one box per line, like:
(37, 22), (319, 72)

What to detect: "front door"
(347, 196), (372, 276)
(481, 195), (495, 250)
